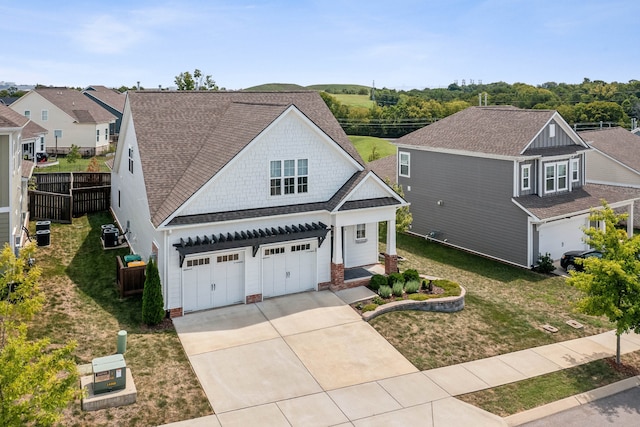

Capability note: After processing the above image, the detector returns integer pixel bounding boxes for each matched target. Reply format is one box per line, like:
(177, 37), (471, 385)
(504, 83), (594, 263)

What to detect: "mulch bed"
(605, 357), (640, 376)
(350, 285), (446, 315)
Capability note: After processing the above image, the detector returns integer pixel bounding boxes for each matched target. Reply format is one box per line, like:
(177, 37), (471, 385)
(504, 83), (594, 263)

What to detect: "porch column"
(331, 225), (344, 288)
(385, 218), (398, 275)
(628, 202), (634, 237)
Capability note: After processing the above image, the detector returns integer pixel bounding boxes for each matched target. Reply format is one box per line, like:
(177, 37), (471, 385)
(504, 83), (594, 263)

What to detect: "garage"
(262, 240), (316, 298)
(182, 251), (245, 312)
(537, 217), (589, 260)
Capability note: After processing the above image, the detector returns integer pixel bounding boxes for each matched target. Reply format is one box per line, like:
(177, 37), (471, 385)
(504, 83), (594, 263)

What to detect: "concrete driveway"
(174, 291), (417, 413)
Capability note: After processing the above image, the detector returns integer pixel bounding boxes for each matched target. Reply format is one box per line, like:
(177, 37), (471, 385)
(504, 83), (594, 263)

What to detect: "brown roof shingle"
(35, 87), (116, 124)
(128, 91), (365, 227)
(515, 184), (640, 221)
(579, 127), (640, 174)
(367, 154), (397, 184)
(397, 106), (565, 156)
(83, 85), (126, 112)
(0, 104), (29, 128)
(22, 120), (48, 139)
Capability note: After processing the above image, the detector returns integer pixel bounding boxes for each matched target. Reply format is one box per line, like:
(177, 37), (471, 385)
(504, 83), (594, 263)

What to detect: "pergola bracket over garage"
(173, 221), (329, 267)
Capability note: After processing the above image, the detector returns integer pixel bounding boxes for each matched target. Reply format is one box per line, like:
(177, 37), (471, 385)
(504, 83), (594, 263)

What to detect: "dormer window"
(544, 161), (568, 194)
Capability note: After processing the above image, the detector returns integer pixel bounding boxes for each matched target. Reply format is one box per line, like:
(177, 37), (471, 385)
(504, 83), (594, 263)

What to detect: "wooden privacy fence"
(116, 256), (146, 298)
(29, 172), (111, 223)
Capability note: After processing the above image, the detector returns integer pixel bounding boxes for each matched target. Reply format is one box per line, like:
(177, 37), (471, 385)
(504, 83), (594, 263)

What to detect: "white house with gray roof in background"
(111, 91), (407, 317)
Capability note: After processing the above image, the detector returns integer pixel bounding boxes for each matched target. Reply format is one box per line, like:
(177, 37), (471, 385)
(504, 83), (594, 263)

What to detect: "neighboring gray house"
(83, 85), (126, 139)
(396, 106), (640, 268)
(579, 127), (640, 227)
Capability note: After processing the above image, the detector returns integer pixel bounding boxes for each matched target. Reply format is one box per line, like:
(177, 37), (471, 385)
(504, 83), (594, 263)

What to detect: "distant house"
(368, 154), (398, 185)
(111, 91), (407, 316)
(396, 106), (640, 268)
(580, 127), (640, 227)
(0, 105), (34, 252)
(21, 120), (48, 161)
(10, 87), (116, 156)
(83, 85), (126, 139)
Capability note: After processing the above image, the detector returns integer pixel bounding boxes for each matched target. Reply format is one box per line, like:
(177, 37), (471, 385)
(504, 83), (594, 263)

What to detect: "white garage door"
(538, 217), (588, 261)
(262, 241), (316, 298)
(182, 251), (245, 312)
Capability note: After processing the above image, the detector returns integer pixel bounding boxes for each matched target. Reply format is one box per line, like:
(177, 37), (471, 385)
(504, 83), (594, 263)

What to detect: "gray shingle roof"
(35, 87), (116, 123)
(367, 154), (397, 184)
(0, 104), (29, 128)
(127, 91), (365, 227)
(515, 184), (640, 221)
(83, 85), (126, 112)
(22, 120), (48, 139)
(579, 127), (640, 174)
(397, 106), (561, 156)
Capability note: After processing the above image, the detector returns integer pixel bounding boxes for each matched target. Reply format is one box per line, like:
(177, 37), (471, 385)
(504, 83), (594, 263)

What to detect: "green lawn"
(330, 93), (375, 108)
(35, 155), (112, 173)
(27, 212), (211, 426)
(349, 135), (396, 162)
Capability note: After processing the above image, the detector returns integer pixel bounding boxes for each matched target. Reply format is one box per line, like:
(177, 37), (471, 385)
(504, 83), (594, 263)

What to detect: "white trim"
(331, 171), (408, 212)
(543, 160), (569, 194)
(521, 164), (531, 191)
(519, 112), (589, 154)
(398, 151), (410, 177)
(571, 158), (580, 182)
(395, 143), (538, 161)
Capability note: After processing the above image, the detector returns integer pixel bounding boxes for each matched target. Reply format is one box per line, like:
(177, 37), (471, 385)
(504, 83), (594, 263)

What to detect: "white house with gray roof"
(111, 91), (406, 316)
(10, 87), (116, 156)
(396, 106), (640, 268)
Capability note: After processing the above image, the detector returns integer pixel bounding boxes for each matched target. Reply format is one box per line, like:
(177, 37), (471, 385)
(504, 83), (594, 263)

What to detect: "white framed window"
(521, 164), (531, 191)
(544, 161), (569, 194)
(270, 158), (308, 196)
(41, 110), (48, 121)
(96, 129), (100, 142)
(399, 152), (410, 177)
(24, 110), (30, 119)
(571, 158), (580, 182)
(549, 123), (556, 138)
(128, 146), (134, 174)
(356, 224), (366, 240)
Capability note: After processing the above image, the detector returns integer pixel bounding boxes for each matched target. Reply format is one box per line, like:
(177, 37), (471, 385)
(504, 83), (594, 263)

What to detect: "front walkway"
(164, 290), (640, 426)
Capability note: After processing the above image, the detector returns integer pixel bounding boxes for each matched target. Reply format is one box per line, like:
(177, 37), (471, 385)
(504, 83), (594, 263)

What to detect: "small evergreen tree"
(66, 144), (80, 164)
(142, 258), (165, 325)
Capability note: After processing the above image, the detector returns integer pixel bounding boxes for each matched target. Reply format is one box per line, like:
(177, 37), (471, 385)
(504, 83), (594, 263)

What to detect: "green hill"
(306, 84), (370, 93)
(244, 83), (308, 91)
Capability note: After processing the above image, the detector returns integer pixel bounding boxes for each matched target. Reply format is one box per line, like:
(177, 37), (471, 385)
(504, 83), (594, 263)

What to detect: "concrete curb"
(504, 375), (640, 426)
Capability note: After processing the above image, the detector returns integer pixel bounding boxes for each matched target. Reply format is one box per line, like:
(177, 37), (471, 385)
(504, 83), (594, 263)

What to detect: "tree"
(567, 202), (640, 365)
(66, 144), (80, 164)
(174, 69), (218, 91)
(0, 244), (78, 426)
(86, 156), (100, 172)
(142, 258), (165, 326)
(379, 181), (412, 240)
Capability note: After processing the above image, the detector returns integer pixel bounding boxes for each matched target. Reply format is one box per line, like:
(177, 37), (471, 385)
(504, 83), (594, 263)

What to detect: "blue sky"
(1, 0), (637, 90)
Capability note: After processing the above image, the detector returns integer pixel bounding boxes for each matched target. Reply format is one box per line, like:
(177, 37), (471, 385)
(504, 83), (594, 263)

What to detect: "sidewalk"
(161, 288), (640, 427)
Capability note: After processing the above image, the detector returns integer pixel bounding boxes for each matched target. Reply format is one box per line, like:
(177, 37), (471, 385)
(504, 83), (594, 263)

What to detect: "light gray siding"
(519, 159), (537, 196)
(529, 119), (575, 149)
(400, 150), (530, 267)
(0, 135), (9, 207)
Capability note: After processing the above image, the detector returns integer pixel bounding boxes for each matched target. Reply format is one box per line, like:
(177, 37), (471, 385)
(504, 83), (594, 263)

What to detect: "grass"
(348, 135), (396, 162)
(328, 93), (375, 108)
(26, 212), (211, 426)
(371, 233), (612, 370)
(458, 352), (640, 416)
(35, 154), (112, 173)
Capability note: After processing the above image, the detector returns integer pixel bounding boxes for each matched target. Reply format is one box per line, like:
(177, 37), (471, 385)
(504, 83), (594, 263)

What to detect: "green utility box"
(92, 354), (127, 394)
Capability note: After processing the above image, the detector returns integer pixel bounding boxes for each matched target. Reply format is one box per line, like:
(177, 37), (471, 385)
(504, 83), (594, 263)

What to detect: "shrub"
(392, 281), (404, 297)
(142, 258), (166, 325)
(408, 293), (430, 301)
(372, 296), (385, 305)
(387, 272), (404, 287)
(533, 252), (555, 274)
(369, 274), (387, 291)
(404, 280), (420, 294)
(403, 269), (420, 283)
(362, 303), (378, 312)
(378, 285), (392, 299)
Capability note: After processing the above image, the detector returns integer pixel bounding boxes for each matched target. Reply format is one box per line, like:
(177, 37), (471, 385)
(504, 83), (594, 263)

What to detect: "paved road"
(521, 387), (640, 427)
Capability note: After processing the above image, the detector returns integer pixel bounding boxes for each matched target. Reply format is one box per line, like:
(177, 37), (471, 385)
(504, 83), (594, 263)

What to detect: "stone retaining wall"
(362, 286), (466, 321)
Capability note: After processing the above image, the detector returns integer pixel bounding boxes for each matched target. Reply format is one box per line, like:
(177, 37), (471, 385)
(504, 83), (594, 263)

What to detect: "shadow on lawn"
(396, 233), (550, 284)
(65, 211), (145, 330)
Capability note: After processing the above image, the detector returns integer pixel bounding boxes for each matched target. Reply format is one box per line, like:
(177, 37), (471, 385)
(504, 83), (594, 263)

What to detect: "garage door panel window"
(291, 243), (311, 252)
(186, 257), (210, 267)
(217, 253), (239, 263)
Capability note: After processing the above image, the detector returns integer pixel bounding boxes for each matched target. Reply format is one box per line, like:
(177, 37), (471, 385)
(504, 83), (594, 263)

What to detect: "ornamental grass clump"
(404, 280), (421, 294)
(392, 281), (404, 297)
(378, 285), (392, 299)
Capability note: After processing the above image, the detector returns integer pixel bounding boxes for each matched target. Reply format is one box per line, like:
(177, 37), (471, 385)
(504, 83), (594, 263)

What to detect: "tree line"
(321, 78), (640, 138)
